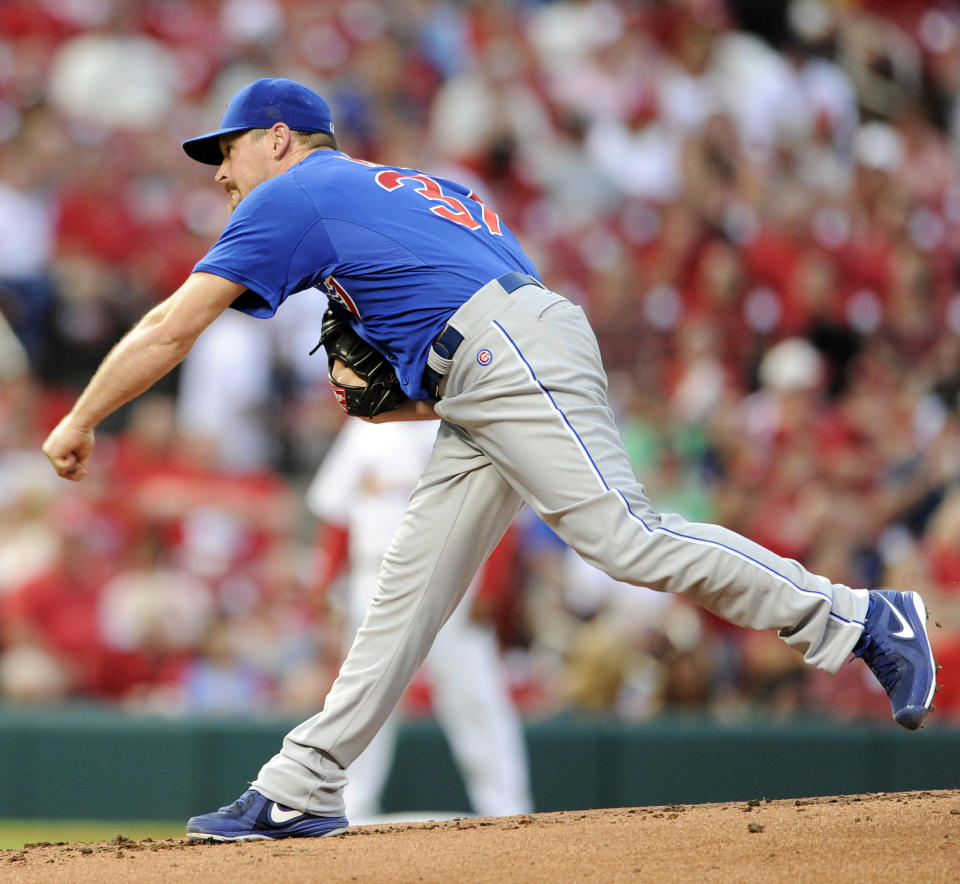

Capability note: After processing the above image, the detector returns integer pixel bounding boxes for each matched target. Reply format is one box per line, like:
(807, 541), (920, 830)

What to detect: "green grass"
(0, 820), (185, 850)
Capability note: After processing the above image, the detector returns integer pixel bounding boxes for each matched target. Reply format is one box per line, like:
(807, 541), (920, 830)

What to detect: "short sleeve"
(193, 177), (336, 317)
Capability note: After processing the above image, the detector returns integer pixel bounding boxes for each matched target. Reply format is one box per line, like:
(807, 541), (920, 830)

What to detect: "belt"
(424, 272), (543, 399)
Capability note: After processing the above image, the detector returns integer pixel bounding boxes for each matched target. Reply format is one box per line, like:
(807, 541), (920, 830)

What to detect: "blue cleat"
(186, 789), (348, 841)
(853, 590), (938, 730)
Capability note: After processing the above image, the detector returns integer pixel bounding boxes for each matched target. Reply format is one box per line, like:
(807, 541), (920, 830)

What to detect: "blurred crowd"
(2, 0), (960, 728)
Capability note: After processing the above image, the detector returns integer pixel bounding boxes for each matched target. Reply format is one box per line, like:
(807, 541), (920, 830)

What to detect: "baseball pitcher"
(42, 79), (938, 841)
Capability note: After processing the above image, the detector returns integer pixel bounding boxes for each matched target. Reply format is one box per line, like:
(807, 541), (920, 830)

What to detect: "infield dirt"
(1, 789), (957, 883)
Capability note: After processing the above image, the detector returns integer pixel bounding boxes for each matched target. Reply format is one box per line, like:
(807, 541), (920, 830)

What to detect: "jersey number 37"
(373, 169), (503, 236)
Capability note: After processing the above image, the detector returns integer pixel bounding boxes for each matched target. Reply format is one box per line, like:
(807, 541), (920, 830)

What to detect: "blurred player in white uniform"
(306, 418), (532, 821)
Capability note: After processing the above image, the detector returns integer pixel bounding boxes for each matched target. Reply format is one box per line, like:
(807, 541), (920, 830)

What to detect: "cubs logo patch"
(476, 348), (493, 366)
(323, 275), (362, 319)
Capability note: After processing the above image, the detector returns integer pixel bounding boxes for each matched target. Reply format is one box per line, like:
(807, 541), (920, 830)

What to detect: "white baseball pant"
(253, 277), (869, 814)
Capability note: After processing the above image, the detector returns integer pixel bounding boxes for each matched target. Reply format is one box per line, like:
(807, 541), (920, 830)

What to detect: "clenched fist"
(42, 418), (95, 481)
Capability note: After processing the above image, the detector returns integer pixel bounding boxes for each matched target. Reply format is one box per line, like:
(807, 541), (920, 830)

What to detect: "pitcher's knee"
(599, 560), (660, 587)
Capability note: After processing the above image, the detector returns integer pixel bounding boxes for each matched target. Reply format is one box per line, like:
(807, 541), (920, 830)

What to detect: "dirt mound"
(2, 789), (958, 883)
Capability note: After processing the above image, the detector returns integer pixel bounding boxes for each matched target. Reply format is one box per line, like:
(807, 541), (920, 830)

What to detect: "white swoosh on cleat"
(880, 595), (915, 640)
(268, 804), (304, 824)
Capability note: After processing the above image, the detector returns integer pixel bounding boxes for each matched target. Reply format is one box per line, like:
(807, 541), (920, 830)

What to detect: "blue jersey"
(194, 150), (538, 400)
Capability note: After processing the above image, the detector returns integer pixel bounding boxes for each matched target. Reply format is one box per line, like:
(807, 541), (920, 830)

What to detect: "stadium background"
(1, 0), (959, 829)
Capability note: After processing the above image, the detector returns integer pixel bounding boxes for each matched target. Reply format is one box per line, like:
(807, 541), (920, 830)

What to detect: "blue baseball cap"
(182, 78), (335, 165)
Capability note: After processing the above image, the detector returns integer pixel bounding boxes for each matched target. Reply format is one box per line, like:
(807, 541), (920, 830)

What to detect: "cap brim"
(182, 125), (251, 165)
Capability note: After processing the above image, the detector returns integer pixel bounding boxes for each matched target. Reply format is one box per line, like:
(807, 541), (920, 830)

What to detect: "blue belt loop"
(496, 271), (542, 294)
(424, 272), (544, 398)
(432, 325), (463, 361)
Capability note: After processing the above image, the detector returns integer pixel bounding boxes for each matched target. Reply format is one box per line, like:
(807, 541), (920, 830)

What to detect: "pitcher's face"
(215, 130), (272, 212)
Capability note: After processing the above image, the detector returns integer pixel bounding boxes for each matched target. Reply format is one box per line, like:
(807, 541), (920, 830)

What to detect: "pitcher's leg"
(253, 423), (523, 815)
(436, 296), (867, 674)
(340, 573), (399, 823)
(551, 488), (868, 671)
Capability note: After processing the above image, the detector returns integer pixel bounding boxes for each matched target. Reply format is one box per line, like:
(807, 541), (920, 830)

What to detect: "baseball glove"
(316, 306), (407, 418)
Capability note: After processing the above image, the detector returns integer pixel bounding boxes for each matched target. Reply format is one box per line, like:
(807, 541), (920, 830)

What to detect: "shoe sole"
(893, 592), (937, 731)
(186, 826), (348, 842)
